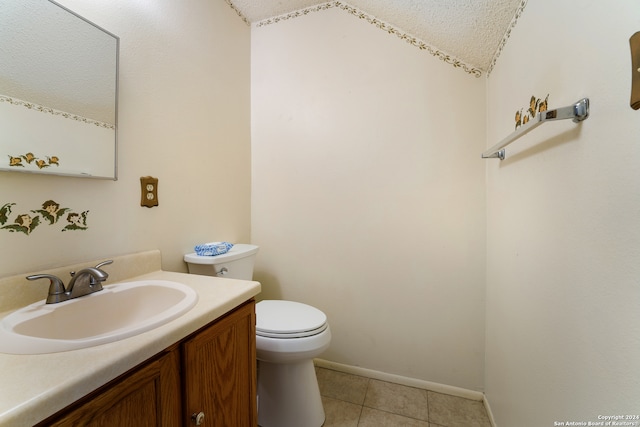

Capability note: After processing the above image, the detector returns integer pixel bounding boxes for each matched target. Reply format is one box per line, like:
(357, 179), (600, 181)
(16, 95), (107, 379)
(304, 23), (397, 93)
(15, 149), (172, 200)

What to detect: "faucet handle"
(95, 260), (113, 270)
(26, 274), (67, 304)
(92, 260), (113, 284)
(69, 260), (112, 280)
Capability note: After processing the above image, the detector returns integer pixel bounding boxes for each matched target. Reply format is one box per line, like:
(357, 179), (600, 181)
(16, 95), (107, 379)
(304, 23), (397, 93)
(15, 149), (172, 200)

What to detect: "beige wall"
(251, 7), (487, 390)
(5, 1), (638, 421)
(0, 0), (251, 277)
(485, 0), (640, 425)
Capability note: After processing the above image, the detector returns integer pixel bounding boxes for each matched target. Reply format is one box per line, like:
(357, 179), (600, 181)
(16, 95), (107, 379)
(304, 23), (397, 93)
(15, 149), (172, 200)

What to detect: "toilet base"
(258, 359), (325, 427)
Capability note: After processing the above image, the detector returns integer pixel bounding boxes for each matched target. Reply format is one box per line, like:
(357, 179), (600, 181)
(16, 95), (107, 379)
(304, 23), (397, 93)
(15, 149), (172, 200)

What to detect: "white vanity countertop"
(0, 262), (261, 426)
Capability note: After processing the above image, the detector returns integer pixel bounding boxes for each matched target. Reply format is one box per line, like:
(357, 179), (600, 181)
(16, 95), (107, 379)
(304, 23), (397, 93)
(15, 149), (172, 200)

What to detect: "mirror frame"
(0, 0), (120, 180)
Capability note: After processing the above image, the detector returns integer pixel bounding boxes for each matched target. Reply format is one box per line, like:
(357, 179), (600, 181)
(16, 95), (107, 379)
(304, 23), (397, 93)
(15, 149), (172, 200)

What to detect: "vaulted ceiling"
(228, 0), (525, 77)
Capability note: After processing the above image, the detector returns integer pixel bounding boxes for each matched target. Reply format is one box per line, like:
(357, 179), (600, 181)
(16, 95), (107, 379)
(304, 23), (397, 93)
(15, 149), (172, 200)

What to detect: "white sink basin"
(0, 280), (198, 355)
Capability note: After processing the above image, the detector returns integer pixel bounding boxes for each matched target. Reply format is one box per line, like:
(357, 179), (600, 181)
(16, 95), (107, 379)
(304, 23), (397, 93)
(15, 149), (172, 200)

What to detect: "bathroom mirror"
(0, 0), (119, 179)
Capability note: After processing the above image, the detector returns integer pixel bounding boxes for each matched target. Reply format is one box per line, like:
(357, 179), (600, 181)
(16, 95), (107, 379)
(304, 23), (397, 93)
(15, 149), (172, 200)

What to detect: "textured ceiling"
(229, 0), (525, 76)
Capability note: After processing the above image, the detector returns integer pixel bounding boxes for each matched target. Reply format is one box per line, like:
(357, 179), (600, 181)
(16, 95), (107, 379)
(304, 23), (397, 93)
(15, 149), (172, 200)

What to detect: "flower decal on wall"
(1, 200), (88, 235)
(63, 211), (89, 231)
(31, 200), (70, 225)
(515, 95), (549, 129)
(1, 213), (41, 235)
(0, 203), (15, 224)
(7, 152), (60, 169)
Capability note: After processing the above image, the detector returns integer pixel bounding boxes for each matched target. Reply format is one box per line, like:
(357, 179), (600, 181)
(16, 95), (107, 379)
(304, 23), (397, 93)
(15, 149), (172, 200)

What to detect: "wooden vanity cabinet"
(42, 349), (181, 427)
(182, 299), (257, 426)
(35, 300), (257, 427)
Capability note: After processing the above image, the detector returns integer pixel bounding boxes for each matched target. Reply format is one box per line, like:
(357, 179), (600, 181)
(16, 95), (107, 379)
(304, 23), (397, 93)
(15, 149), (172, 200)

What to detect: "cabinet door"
(182, 300), (257, 427)
(41, 350), (181, 427)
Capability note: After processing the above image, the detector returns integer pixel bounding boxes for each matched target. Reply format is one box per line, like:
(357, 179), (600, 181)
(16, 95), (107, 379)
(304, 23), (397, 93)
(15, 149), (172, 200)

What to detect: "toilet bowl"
(256, 300), (331, 427)
(184, 244), (331, 427)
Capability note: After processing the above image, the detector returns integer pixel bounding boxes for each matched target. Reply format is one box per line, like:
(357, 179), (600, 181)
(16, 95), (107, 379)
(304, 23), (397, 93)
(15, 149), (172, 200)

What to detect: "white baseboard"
(483, 394), (497, 427)
(314, 358), (484, 402)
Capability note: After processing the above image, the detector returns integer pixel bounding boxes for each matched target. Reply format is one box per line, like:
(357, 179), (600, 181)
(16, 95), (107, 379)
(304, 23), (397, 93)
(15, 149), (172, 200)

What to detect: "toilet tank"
(184, 244), (259, 280)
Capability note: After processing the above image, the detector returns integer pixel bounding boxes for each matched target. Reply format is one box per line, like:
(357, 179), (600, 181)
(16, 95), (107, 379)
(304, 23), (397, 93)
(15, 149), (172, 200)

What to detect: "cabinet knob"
(191, 411), (205, 425)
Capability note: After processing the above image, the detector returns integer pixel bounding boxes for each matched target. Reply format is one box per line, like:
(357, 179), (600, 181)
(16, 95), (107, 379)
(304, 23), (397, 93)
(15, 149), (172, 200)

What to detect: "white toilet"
(184, 244), (331, 427)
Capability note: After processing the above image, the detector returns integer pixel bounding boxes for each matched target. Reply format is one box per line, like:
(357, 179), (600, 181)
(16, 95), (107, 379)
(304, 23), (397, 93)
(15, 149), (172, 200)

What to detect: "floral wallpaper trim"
(252, 1), (483, 78)
(0, 201), (89, 235)
(8, 152), (60, 170)
(224, 0), (250, 26)
(0, 95), (115, 130)
(486, 0), (528, 76)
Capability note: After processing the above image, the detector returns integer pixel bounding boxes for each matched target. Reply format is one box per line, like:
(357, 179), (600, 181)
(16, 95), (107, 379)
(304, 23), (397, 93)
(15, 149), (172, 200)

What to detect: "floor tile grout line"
(354, 374), (367, 426)
(362, 376), (371, 407)
(317, 366), (491, 426)
(355, 404), (364, 426)
(321, 394), (434, 424)
(360, 405), (433, 423)
(426, 385), (431, 425)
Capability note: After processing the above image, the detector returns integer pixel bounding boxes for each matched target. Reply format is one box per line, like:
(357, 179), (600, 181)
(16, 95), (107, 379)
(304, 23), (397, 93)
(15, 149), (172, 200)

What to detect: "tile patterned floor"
(316, 367), (492, 427)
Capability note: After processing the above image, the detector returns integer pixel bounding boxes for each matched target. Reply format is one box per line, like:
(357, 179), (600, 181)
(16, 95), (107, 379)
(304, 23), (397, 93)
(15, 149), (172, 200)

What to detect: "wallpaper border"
(224, 0), (250, 26)
(225, 0), (529, 79)
(0, 95), (115, 130)
(253, 1), (482, 78)
(486, 0), (528, 76)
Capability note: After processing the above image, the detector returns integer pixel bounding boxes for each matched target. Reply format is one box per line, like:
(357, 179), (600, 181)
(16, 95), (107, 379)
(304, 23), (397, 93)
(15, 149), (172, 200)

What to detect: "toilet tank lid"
(184, 244), (259, 265)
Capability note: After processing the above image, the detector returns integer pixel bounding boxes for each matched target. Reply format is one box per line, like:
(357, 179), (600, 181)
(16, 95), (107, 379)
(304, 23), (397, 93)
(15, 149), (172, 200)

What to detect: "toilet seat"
(256, 300), (328, 339)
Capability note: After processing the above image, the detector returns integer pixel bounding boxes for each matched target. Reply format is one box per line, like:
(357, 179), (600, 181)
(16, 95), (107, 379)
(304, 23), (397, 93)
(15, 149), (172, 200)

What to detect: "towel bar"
(482, 98), (590, 160)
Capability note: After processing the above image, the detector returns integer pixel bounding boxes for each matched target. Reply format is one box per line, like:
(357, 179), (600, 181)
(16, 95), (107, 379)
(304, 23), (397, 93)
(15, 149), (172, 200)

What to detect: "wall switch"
(140, 176), (158, 208)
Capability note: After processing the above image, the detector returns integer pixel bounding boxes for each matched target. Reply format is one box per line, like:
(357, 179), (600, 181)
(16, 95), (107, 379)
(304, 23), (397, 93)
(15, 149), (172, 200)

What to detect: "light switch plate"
(140, 176), (158, 208)
(630, 31), (640, 110)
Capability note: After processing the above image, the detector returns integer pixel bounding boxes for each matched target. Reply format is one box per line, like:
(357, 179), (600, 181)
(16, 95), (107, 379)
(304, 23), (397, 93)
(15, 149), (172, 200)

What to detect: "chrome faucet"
(26, 260), (113, 304)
